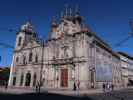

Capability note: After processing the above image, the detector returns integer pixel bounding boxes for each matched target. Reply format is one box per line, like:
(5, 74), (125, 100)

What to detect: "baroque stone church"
(8, 7), (122, 89)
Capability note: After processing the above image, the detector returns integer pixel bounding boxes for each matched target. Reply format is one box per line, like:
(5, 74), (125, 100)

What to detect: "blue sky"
(0, 0), (133, 67)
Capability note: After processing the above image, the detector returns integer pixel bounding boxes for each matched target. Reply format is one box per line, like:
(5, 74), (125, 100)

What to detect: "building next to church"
(8, 7), (132, 90)
(118, 52), (133, 88)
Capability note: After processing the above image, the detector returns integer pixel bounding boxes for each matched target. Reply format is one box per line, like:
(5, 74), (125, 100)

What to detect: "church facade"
(8, 8), (123, 89)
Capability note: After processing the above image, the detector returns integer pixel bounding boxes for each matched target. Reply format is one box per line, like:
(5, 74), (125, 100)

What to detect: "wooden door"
(60, 69), (68, 87)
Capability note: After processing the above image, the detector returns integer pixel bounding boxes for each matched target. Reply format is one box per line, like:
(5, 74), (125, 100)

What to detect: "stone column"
(8, 54), (15, 86)
(23, 71), (26, 87)
(15, 70), (21, 87)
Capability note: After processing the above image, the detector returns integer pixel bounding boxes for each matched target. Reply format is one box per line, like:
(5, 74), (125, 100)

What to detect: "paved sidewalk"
(44, 86), (130, 95)
(0, 86), (36, 94)
(47, 88), (103, 96)
(0, 86), (132, 96)
(0, 87), (103, 96)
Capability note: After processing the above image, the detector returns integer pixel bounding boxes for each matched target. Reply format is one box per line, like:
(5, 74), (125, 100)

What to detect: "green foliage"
(0, 68), (10, 81)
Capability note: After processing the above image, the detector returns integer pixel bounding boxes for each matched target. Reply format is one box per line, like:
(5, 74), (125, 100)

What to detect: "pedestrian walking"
(37, 81), (41, 93)
(111, 84), (114, 91)
(4, 81), (8, 90)
(35, 84), (38, 93)
(91, 82), (94, 88)
(35, 81), (40, 93)
(107, 83), (110, 91)
(77, 81), (80, 90)
(73, 81), (76, 91)
(102, 83), (105, 92)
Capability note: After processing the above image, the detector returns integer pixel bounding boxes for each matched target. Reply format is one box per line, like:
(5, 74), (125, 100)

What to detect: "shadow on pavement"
(0, 93), (93, 100)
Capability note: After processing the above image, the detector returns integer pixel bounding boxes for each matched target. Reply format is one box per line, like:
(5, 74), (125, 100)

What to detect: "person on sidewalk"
(4, 80), (8, 90)
(102, 83), (105, 92)
(35, 84), (38, 93)
(77, 81), (80, 90)
(73, 81), (77, 91)
(111, 84), (114, 91)
(36, 81), (40, 93)
(91, 82), (94, 88)
(107, 83), (110, 91)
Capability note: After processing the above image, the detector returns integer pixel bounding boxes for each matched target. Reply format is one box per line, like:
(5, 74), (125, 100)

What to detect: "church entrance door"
(60, 69), (68, 87)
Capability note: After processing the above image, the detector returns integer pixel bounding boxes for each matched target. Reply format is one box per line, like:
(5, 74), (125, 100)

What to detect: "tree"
(0, 68), (10, 85)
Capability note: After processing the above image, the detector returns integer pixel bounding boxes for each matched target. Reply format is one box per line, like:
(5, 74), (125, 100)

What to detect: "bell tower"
(73, 6), (82, 25)
(51, 17), (58, 33)
(48, 17), (58, 39)
(15, 21), (37, 50)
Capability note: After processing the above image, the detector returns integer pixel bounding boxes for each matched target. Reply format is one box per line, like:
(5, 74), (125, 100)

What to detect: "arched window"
(29, 52), (32, 62)
(18, 37), (22, 46)
(20, 73), (24, 86)
(35, 55), (38, 63)
(33, 73), (37, 86)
